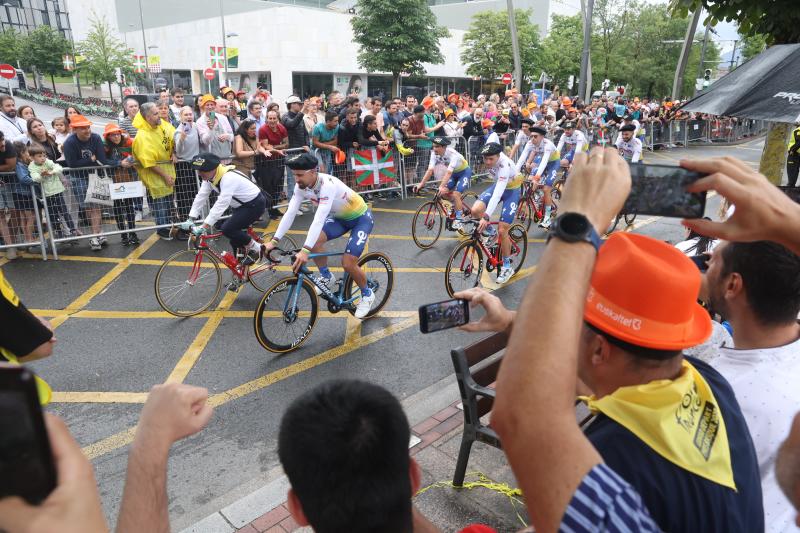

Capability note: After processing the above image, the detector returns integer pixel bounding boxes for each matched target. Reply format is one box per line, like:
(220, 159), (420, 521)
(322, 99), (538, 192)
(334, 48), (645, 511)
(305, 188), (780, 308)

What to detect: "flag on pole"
(62, 55), (74, 71)
(210, 46), (225, 69)
(352, 148), (396, 186)
(226, 47), (239, 69)
(133, 55), (146, 73)
(148, 55), (161, 73)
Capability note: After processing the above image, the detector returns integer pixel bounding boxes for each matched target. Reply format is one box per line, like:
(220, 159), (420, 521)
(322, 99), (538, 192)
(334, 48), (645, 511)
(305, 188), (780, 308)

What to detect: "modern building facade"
(70, 0), (551, 102)
(0, 0), (73, 39)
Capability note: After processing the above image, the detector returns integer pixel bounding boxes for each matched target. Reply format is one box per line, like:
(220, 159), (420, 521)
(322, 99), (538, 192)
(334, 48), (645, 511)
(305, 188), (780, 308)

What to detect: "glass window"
(292, 73), (332, 100)
(366, 75), (391, 99)
(257, 72), (271, 92)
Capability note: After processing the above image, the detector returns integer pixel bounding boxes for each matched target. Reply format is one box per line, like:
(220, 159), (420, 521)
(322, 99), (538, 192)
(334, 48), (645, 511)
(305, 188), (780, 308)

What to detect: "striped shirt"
(118, 116), (138, 139)
(561, 463), (660, 533)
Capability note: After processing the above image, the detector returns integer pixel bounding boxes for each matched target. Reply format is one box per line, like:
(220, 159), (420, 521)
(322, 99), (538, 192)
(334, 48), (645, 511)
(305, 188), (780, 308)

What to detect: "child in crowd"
(51, 117), (69, 161)
(103, 124), (139, 246)
(28, 144), (78, 239)
(12, 142), (37, 246)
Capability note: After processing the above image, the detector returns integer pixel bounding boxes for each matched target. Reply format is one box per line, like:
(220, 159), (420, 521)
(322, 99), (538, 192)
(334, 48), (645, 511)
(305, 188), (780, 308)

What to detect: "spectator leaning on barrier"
(0, 95), (28, 144)
(311, 110), (340, 173)
(173, 106), (201, 225)
(234, 119), (271, 178)
(119, 97), (140, 139)
(257, 109), (288, 219)
(103, 124), (138, 246)
(701, 234), (800, 530)
(132, 102), (178, 241)
(62, 115), (111, 251)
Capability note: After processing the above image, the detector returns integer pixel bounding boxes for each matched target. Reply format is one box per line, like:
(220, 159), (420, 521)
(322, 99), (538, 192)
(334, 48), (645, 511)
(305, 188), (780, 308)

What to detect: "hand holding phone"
(419, 298), (470, 333)
(622, 163), (707, 218)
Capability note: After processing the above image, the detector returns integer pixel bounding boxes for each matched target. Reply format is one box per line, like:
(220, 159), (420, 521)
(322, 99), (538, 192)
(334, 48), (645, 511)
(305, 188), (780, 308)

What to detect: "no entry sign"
(0, 64), (16, 80)
(203, 68), (216, 81)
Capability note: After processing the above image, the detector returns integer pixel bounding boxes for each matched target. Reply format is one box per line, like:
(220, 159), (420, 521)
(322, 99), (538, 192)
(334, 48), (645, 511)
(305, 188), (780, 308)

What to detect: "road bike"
(411, 186), (479, 249)
(605, 211), (638, 234)
(514, 180), (560, 231)
(154, 226), (296, 317)
(444, 219), (528, 298)
(254, 247), (394, 353)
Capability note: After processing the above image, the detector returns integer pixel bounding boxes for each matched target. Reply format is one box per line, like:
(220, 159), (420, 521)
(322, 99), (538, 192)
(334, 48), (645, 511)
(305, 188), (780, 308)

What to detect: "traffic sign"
(0, 64), (16, 80)
(204, 68), (216, 80)
(501, 73), (513, 85)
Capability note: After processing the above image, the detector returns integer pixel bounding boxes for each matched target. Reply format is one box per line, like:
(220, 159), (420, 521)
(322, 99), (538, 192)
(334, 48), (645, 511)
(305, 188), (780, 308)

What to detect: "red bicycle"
(515, 180), (560, 231)
(444, 219), (528, 297)
(154, 226), (297, 316)
(411, 186), (478, 249)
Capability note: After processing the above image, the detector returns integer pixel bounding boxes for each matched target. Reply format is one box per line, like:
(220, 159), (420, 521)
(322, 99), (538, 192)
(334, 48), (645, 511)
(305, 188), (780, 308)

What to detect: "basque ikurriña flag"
(352, 148), (396, 186)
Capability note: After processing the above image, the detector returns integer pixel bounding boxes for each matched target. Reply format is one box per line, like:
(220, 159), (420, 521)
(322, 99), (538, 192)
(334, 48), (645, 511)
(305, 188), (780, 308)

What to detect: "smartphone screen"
(0, 365), (56, 504)
(209, 111), (216, 121)
(419, 299), (469, 333)
(623, 163), (707, 218)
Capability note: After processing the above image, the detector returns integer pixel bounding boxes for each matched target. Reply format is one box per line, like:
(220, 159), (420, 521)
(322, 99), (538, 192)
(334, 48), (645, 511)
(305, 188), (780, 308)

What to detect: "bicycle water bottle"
(220, 250), (238, 269)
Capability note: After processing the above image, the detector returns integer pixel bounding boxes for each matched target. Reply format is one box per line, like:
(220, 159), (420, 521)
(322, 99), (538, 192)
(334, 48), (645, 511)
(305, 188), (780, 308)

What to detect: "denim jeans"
(148, 194), (173, 227)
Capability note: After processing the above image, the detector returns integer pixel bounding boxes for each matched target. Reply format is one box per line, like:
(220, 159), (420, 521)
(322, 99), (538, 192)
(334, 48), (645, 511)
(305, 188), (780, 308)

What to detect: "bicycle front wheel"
(605, 214), (622, 235)
(254, 277), (318, 353)
(623, 213), (638, 227)
(515, 199), (533, 232)
(445, 240), (484, 298)
(344, 252), (394, 319)
(508, 224), (528, 274)
(248, 233), (298, 292)
(412, 201), (443, 249)
(155, 249), (222, 317)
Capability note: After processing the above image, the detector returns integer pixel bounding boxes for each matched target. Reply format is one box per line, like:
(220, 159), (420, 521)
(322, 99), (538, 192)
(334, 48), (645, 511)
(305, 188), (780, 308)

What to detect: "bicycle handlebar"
(267, 246), (300, 264)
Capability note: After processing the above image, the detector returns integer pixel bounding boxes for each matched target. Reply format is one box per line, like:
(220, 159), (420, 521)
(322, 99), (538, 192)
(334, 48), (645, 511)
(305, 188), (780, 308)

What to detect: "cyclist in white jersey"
(615, 124), (642, 163)
(509, 118), (533, 162)
(556, 121), (587, 169)
(524, 126), (561, 228)
(264, 152), (376, 318)
(412, 137), (473, 230)
(470, 142), (524, 284)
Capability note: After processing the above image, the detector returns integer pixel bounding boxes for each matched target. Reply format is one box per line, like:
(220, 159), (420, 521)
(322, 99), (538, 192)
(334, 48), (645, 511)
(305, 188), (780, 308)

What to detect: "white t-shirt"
(189, 168), (261, 226)
(712, 335), (800, 532)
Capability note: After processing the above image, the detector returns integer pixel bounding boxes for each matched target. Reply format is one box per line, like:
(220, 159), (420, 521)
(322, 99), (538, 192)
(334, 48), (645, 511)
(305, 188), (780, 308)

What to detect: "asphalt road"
(1, 137), (765, 529)
(14, 94), (113, 135)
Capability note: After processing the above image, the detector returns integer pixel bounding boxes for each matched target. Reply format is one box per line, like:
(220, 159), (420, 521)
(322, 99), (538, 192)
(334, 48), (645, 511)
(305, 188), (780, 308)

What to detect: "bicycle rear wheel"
(515, 199), (533, 232)
(508, 224), (528, 274)
(412, 201), (443, 249)
(155, 249), (222, 317)
(248, 234), (298, 292)
(254, 277), (318, 353)
(445, 240), (484, 298)
(624, 213), (638, 227)
(605, 214), (622, 235)
(344, 252), (394, 319)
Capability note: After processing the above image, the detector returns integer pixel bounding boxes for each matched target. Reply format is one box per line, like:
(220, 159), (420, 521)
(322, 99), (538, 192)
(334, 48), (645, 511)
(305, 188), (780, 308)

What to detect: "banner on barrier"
(110, 181), (145, 200)
(352, 148), (395, 186)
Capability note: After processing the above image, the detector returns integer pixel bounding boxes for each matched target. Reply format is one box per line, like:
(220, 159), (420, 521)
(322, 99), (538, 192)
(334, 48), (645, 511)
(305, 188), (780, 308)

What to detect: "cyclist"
(412, 136), (472, 230)
(508, 118), (533, 161)
(523, 126), (561, 229)
(616, 123), (643, 163)
(618, 114), (645, 145)
(555, 121), (587, 173)
(181, 152), (266, 265)
(469, 142), (522, 285)
(263, 152), (376, 319)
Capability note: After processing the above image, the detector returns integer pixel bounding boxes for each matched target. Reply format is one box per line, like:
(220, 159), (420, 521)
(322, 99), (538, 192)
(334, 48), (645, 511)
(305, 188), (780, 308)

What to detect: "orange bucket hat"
(69, 114), (92, 128)
(198, 94), (216, 108)
(583, 233), (711, 350)
(421, 96), (435, 109)
(103, 123), (123, 137)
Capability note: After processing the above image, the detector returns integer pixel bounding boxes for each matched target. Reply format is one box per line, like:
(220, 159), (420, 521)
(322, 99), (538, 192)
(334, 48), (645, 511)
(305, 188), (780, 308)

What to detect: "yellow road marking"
(0, 256), (8, 266)
(345, 314), (362, 344)
(370, 207), (420, 215)
(20, 252), (122, 263)
(81, 316), (419, 459)
(52, 392), (149, 403)
(49, 233), (160, 329)
(30, 308), (419, 320)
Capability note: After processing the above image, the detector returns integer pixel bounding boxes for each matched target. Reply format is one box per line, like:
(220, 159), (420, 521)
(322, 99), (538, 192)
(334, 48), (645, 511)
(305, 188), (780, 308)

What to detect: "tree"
(672, 0), (800, 184)
(461, 9), (542, 91)
(78, 13), (134, 102)
(739, 33), (767, 62)
(592, 0), (633, 81)
(539, 14), (583, 90)
(19, 26), (70, 92)
(351, 0), (450, 97)
(0, 30), (22, 68)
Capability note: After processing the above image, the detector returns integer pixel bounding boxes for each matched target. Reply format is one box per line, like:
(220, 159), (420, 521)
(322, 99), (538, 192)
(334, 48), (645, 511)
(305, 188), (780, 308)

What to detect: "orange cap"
(481, 118), (494, 129)
(562, 97), (572, 106)
(103, 123), (123, 137)
(198, 94), (216, 108)
(69, 114), (92, 128)
(583, 233), (711, 350)
(421, 96), (434, 109)
(447, 93), (459, 104)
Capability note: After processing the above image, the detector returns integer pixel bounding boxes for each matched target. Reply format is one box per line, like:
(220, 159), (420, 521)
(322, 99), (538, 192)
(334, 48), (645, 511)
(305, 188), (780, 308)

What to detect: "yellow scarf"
(582, 360), (736, 490)
(212, 164), (236, 187)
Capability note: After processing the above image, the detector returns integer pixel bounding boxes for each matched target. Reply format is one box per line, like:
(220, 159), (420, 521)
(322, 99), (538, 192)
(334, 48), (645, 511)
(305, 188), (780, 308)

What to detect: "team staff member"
(412, 137), (473, 230)
(787, 122), (800, 187)
(264, 153), (376, 319)
(182, 153), (266, 265)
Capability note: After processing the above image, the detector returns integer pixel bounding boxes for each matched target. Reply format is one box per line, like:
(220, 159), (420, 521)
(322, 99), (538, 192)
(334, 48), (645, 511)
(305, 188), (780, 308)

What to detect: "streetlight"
(219, 0), (229, 87)
(137, 0), (151, 91)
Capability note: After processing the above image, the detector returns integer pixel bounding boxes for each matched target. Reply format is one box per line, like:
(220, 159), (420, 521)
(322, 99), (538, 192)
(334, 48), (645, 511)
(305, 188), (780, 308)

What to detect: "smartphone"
(419, 299), (470, 333)
(208, 110), (216, 122)
(622, 163), (707, 218)
(183, 123), (191, 133)
(0, 364), (56, 504)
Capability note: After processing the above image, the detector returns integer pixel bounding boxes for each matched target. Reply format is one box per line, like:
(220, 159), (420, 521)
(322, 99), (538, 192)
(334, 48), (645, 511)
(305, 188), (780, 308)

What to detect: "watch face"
(561, 213), (590, 235)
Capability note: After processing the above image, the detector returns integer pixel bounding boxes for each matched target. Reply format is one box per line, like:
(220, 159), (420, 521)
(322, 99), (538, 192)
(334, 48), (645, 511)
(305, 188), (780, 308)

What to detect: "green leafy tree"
(19, 25), (70, 92)
(739, 33), (767, 62)
(78, 13), (134, 102)
(539, 14), (583, 89)
(461, 9), (542, 91)
(671, 0), (800, 183)
(592, 0), (633, 81)
(0, 30), (22, 68)
(351, 0), (450, 97)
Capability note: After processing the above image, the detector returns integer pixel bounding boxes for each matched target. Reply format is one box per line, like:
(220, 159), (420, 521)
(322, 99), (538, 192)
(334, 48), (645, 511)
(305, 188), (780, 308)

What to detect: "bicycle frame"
(283, 251), (361, 314)
(187, 227), (265, 283)
(461, 222), (522, 269)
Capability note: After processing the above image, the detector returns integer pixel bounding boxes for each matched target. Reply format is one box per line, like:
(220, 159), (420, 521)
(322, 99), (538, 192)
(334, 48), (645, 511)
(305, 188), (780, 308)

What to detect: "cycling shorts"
(478, 185), (521, 224)
(445, 167), (472, 193)
(532, 158), (561, 187)
(322, 209), (374, 257)
(562, 150), (576, 163)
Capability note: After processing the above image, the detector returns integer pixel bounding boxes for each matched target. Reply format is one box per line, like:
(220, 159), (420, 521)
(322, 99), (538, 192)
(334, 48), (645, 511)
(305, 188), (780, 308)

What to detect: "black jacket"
(338, 120), (361, 150)
(281, 111), (308, 148)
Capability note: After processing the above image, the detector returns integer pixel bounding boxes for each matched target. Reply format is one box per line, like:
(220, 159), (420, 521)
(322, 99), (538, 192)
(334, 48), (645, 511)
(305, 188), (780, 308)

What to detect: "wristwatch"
(547, 212), (602, 252)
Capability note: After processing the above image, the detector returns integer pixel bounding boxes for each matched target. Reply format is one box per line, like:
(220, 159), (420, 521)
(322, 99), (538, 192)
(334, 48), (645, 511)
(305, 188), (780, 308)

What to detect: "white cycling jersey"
(556, 130), (588, 154)
(274, 173), (367, 250)
(527, 138), (559, 176)
(615, 136), (642, 163)
(484, 152), (520, 217)
(428, 146), (468, 172)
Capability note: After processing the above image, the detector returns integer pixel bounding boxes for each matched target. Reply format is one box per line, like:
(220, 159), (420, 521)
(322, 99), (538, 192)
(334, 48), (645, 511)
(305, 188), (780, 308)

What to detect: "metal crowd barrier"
(0, 179), (49, 259)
